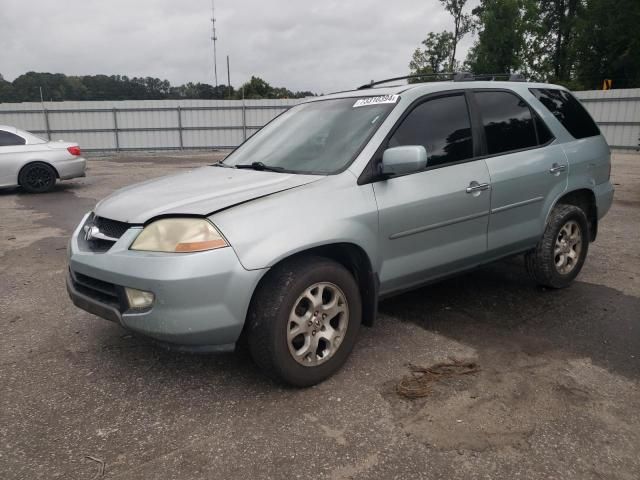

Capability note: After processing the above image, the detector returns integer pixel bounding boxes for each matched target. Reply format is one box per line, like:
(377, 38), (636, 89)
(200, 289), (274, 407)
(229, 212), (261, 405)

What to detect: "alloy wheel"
(25, 165), (54, 191)
(554, 220), (582, 275)
(287, 282), (349, 366)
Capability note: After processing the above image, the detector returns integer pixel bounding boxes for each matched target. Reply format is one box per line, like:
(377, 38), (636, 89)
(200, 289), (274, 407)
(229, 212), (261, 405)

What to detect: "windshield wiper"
(234, 161), (286, 172)
(210, 162), (233, 168)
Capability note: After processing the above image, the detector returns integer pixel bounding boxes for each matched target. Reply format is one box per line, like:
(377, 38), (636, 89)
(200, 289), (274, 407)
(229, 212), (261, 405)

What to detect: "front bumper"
(67, 213), (266, 348)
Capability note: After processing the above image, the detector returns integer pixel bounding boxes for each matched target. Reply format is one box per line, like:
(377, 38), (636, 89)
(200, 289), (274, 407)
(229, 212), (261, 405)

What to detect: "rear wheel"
(19, 162), (57, 193)
(247, 256), (361, 387)
(525, 204), (589, 288)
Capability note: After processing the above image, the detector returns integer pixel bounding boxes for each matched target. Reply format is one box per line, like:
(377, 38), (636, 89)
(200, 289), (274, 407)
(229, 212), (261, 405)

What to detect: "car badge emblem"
(84, 224), (100, 241)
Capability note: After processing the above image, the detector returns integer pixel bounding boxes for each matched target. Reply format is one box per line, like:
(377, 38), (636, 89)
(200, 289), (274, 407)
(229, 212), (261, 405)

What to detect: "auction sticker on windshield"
(353, 95), (399, 108)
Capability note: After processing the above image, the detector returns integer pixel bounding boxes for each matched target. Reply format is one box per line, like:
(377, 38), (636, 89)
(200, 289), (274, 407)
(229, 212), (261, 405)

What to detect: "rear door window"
(388, 93), (473, 168)
(530, 88), (600, 139)
(474, 91), (538, 155)
(0, 130), (26, 146)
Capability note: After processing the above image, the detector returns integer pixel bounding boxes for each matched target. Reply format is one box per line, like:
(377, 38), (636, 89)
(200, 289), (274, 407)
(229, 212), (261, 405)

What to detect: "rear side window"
(388, 94), (473, 167)
(0, 130), (26, 146)
(530, 88), (600, 139)
(475, 91), (538, 155)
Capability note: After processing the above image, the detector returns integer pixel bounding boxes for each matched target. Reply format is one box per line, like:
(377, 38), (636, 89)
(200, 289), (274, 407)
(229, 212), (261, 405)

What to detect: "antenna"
(211, 0), (218, 87)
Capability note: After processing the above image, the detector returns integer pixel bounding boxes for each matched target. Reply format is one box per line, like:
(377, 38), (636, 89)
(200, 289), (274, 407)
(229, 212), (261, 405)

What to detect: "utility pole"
(211, 0), (218, 88)
(39, 87), (51, 140)
(226, 55), (231, 99)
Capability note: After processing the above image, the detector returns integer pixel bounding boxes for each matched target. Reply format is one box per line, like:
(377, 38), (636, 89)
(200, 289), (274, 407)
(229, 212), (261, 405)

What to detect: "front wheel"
(525, 204), (589, 288)
(247, 256), (361, 387)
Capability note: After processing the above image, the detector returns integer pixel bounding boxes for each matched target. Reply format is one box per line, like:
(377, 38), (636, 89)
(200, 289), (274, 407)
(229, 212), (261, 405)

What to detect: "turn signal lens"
(130, 218), (228, 253)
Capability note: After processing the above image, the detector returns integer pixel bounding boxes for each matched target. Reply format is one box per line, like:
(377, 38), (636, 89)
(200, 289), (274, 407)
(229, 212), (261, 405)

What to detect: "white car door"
(0, 129), (28, 187)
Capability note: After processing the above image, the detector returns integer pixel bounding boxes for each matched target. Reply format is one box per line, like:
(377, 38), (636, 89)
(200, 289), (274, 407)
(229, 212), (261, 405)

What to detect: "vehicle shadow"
(84, 321), (278, 392)
(81, 254), (639, 395)
(0, 186), (21, 195)
(378, 256), (640, 381)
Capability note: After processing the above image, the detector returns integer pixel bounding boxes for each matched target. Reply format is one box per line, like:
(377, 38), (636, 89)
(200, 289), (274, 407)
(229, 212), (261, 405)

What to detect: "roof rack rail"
(453, 72), (474, 82)
(357, 73), (457, 89)
(357, 72), (526, 89)
(455, 72), (526, 82)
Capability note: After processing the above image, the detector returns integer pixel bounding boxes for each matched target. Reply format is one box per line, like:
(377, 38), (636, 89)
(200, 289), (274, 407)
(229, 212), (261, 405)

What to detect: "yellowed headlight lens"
(130, 218), (228, 253)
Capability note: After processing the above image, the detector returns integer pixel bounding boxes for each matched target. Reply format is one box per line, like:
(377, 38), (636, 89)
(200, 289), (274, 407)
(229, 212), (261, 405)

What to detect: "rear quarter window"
(530, 88), (600, 139)
(0, 130), (26, 146)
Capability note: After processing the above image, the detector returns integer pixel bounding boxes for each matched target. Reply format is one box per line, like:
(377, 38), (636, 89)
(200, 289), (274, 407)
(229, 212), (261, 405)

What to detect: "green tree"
(534, 0), (583, 83)
(237, 76), (273, 99)
(409, 32), (455, 80)
(465, 0), (526, 74)
(234, 76), (310, 99)
(412, 0), (639, 88)
(439, 0), (472, 70)
(0, 74), (16, 102)
(1, 72), (314, 102)
(212, 84), (235, 99)
(574, 0), (640, 89)
(11, 72), (70, 101)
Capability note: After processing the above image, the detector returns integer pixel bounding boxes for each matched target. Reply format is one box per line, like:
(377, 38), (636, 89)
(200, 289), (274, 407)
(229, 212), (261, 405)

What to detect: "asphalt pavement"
(1, 151), (638, 479)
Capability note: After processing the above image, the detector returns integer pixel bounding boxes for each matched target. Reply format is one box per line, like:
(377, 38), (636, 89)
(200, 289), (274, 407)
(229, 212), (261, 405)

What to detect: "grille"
(94, 216), (130, 239)
(71, 270), (123, 310)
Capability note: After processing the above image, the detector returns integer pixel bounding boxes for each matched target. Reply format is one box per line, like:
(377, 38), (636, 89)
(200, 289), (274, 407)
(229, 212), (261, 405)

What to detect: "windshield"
(222, 97), (398, 174)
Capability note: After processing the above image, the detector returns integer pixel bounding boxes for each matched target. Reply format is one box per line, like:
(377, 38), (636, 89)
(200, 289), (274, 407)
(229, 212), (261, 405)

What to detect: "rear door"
(472, 90), (568, 257)
(531, 88), (611, 186)
(372, 92), (492, 294)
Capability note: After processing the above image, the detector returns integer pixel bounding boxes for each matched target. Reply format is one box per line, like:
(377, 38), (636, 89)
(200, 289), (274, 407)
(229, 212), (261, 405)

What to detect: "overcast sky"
(0, 0), (478, 94)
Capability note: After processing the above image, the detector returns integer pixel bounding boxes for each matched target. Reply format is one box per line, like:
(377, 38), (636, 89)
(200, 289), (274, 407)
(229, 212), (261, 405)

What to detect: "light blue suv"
(67, 75), (614, 386)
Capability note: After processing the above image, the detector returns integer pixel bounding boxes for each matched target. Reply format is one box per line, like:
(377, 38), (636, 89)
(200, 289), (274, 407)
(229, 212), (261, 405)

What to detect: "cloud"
(0, 0), (478, 93)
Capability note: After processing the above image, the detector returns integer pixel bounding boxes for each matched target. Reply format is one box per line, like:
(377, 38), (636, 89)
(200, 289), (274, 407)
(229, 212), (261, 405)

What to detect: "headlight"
(130, 218), (228, 253)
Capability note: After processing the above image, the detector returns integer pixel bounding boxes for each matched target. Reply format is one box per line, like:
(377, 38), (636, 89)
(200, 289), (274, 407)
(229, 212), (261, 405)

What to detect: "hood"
(94, 165), (322, 224)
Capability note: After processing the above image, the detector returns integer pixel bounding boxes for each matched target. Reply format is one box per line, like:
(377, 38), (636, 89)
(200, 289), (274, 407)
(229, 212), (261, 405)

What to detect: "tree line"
(410, 0), (640, 90)
(0, 72), (316, 103)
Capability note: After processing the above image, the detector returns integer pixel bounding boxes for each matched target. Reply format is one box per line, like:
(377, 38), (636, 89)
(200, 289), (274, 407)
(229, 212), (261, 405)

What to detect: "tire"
(18, 162), (57, 193)
(247, 256), (362, 387)
(525, 204), (590, 289)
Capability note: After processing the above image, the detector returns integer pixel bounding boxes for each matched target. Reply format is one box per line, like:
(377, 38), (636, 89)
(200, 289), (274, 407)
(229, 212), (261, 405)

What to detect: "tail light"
(67, 146), (81, 156)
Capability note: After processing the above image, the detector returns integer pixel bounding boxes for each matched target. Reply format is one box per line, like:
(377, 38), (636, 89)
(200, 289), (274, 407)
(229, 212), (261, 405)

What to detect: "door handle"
(466, 182), (490, 194)
(549, 163), (567, 174)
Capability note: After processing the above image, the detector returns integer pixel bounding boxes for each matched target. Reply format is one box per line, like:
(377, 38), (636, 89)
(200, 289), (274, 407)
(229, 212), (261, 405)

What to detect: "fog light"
(125, 287), (155, 310)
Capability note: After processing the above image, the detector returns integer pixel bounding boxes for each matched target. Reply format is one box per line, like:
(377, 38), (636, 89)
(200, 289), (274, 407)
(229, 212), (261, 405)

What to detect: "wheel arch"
(18, 160), (60, 182)
(246, 243), (379, 330)
(546, 188), (597, 241)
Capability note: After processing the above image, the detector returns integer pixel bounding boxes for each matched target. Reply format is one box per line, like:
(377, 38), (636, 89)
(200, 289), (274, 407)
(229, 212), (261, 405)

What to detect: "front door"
(0, 130), (28, 187)
(372, 93), (491, 294)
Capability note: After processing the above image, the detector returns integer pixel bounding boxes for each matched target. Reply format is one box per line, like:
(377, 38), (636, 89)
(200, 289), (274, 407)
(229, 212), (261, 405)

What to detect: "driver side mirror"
(381, 145), (428, 177)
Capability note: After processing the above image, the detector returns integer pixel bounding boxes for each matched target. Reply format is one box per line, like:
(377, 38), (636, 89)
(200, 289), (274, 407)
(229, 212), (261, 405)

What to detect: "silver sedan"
(0, 125), (86, 193)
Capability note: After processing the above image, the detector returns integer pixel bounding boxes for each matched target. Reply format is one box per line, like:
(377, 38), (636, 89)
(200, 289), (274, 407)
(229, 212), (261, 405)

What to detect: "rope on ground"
(395, 358), (480, 399)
